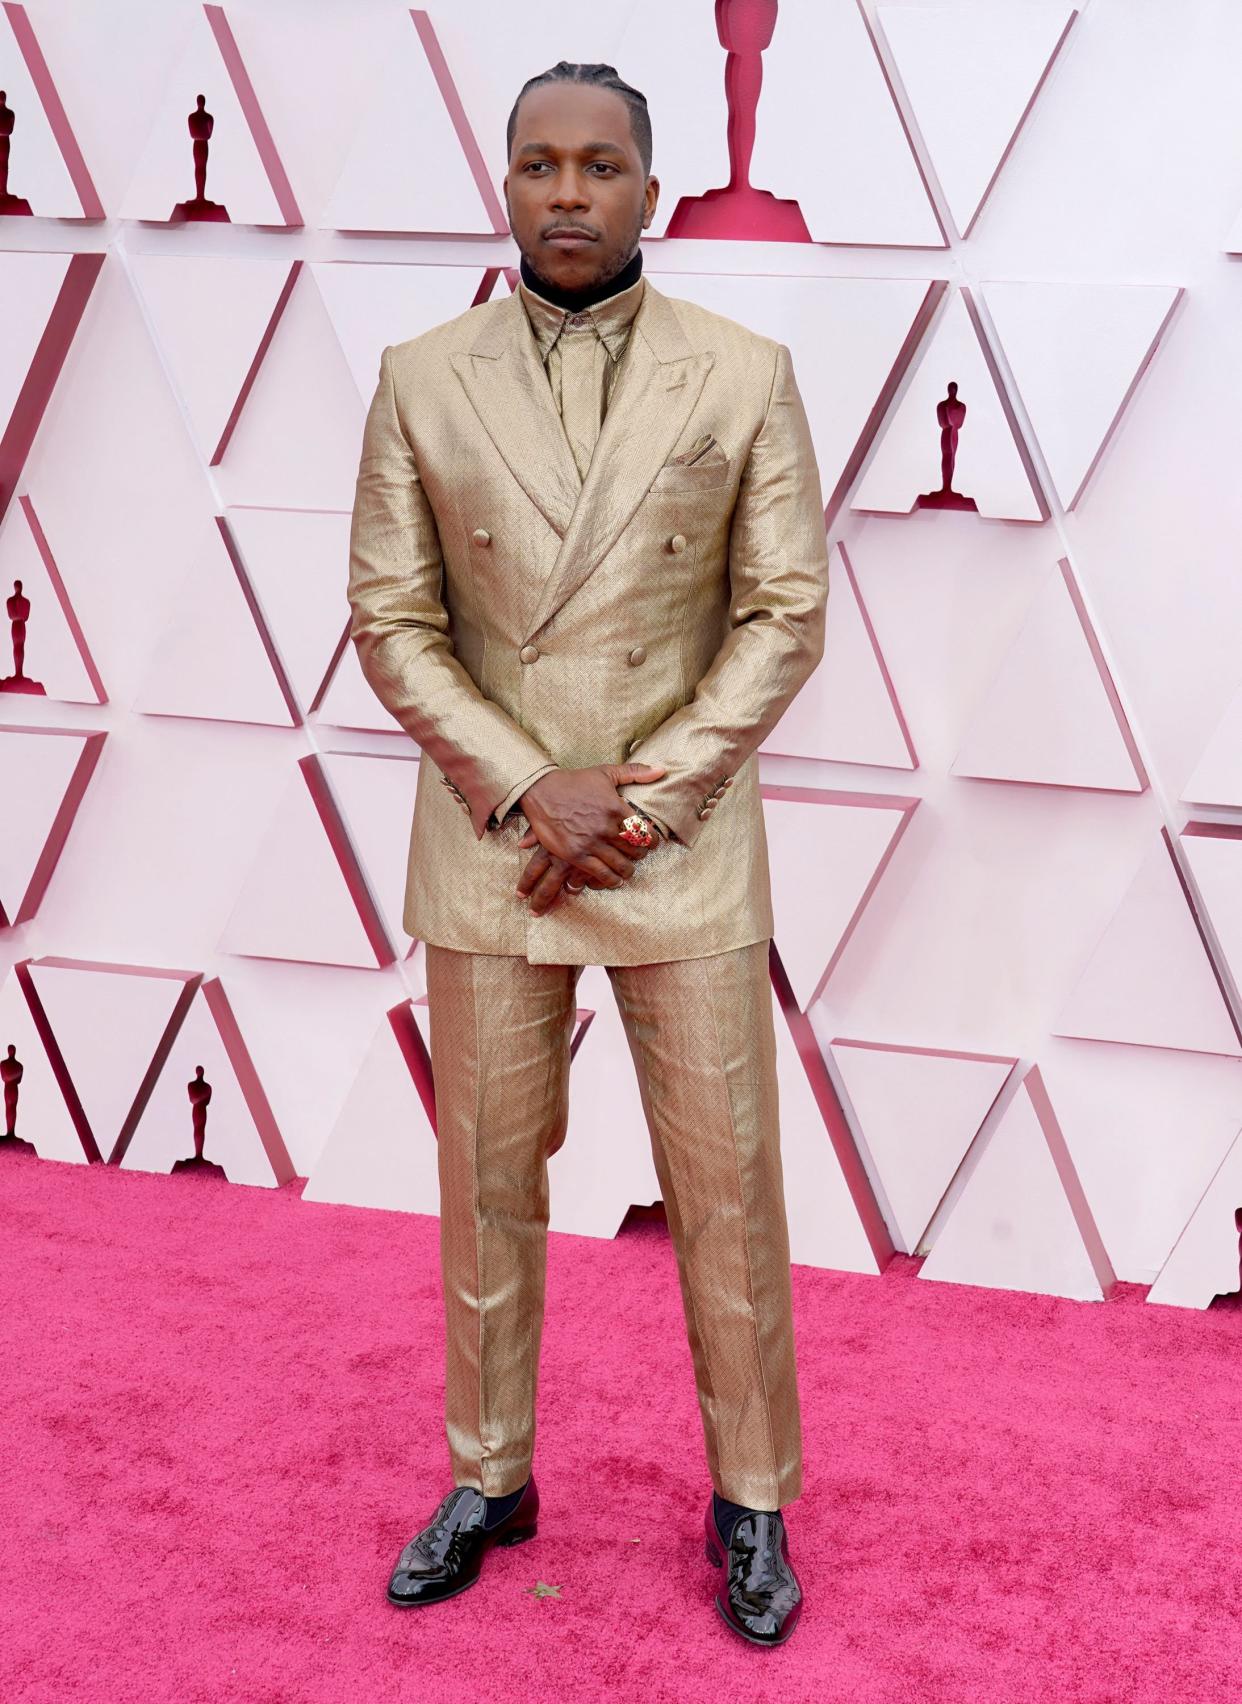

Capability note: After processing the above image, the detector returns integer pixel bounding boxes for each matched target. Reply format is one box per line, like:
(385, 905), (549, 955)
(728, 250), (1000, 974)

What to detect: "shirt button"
(472, 527), (491, 546)
(567, 313), (590, 327)
(669, 533), (687, 554)
(628, 645), (647, 666)
(519, 643), (540, 663)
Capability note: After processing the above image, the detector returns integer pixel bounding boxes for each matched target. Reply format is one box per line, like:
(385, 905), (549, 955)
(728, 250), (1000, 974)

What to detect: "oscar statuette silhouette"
(171, 1065), (226, 1176)
(0, 1043), (35, 1153)
(0, 91), (33, 216)
(0, 579), (46, 694)
(170, 95), (230, 222)
(915, 381), (978, 512)
(666, 0), (809, 240)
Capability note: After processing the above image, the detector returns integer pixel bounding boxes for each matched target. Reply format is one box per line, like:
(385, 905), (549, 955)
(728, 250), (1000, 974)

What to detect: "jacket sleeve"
(346, 344), (559, 840)
(617, 341), (829, 848)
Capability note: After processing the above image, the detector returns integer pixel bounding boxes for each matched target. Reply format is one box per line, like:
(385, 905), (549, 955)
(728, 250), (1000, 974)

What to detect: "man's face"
(504, 82), (658, 292)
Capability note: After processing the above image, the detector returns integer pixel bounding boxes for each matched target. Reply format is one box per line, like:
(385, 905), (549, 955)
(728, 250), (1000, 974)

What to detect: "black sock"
(482, 1479), (528, 1528)
(713, 1490), (776, 1543)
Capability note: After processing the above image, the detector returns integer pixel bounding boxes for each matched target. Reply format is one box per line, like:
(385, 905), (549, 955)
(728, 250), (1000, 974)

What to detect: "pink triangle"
(831, 1039), (1017, 1251)
(0, 965), (89, 1162)
(303, 1001), (439, 1212)
(130, 255), (300, 464)
(134, 516), (297, 727)
(0, 495), (104, 703)
(219, 757), (393, 969)
(227, 507), (352, 716)
(119, 977), (292, 1186)
(762, 787), (920, 1012)
(771, 957), (887, 1274)
(23, 958), (199, 1166)
(0, 724), (104, 926)
(1054, 831), (1241, 1058)
(920, 1064), (1116, 1300)
(951, 558), (1147, 791)
(1148, 1127), (1242, 1309)
(319, 750), (419, 957)
(763, 542), (916, 768)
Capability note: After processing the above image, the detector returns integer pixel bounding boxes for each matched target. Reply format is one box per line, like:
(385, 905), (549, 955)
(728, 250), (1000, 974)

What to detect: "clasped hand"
(514, 761), (666, 916)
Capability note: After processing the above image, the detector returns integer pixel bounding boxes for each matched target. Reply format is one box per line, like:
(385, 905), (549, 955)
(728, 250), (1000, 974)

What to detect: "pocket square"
(669, 432), (724, 467)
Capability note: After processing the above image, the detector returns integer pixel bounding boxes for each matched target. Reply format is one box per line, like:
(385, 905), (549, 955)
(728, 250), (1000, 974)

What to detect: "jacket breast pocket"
(648, 455), (735, 494)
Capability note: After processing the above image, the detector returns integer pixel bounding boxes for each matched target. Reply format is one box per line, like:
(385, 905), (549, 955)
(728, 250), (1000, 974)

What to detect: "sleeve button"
(697, 807), (711, 820)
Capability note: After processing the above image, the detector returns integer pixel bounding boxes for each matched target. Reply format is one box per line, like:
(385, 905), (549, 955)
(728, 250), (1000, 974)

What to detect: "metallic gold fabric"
(425, 936), (803, 1509)
(346, 279), (830, 967)
(516, 271), (644, 447)
(485, 276), (646, 824)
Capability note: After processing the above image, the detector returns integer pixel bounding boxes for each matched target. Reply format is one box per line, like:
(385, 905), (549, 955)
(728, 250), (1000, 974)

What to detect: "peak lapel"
(524, 284), (715, 641)
(449, 291), (581, 540)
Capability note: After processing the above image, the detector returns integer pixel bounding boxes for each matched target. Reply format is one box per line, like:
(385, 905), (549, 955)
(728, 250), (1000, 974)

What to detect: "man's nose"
(549, 170), (590, 211)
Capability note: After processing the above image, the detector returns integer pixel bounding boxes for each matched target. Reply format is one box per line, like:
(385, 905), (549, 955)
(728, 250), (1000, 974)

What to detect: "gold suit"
(347, 271), (829, 1508)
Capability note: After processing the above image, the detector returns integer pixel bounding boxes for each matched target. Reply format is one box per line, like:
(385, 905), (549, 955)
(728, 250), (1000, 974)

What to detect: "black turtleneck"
(518, 245), (644, 312)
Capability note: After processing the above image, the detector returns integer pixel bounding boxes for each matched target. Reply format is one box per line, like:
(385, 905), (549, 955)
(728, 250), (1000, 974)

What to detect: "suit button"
(704, 798), (717, 811)
(723, 777), (733, 787)
(458, 799), (470, 812)
(440, 774), (452, 786)
(628, 645), (647, 666)
(519, 644), (540, 663)
(697, 807), (711, 820)
(669, 533), (687, 554)
(472, 528), (491, 546)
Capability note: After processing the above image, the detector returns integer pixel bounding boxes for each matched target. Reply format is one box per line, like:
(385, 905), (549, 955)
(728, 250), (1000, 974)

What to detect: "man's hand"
(514, 760), (665, 916)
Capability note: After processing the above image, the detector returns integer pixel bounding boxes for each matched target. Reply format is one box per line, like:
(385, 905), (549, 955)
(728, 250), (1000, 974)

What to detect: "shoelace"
(401, 1490), (484, 1570)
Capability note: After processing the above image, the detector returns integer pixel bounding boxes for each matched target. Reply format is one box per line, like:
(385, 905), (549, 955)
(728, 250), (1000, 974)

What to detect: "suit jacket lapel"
(524, 282), (715, 641)
(449, 292), (581, 540)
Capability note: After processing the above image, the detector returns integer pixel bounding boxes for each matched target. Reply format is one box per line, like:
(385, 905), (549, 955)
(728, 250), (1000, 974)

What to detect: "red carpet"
(1, 1146), (1239, 1703)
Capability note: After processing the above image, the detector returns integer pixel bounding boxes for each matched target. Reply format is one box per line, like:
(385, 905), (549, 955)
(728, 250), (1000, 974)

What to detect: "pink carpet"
(1, 1146), (1239, 1703)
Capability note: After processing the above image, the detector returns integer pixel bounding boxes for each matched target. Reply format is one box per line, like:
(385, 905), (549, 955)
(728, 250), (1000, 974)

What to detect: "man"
(346, 60), (829, 1647)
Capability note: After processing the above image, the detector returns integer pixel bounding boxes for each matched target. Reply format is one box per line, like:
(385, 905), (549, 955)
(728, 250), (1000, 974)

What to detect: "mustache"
(540, 221), (599, 239)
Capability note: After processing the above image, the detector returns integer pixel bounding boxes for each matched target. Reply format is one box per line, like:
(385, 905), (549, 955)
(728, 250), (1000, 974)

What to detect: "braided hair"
(506, 62), (652, 174)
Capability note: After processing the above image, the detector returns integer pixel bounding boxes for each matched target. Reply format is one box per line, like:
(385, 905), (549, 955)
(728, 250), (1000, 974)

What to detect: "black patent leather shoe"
(386, 1477), (539, 1607)
(704, 1500), (803, 1646)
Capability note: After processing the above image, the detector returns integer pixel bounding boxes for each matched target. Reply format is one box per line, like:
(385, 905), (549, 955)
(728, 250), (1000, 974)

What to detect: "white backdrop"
(3, 0), (1242, 1309)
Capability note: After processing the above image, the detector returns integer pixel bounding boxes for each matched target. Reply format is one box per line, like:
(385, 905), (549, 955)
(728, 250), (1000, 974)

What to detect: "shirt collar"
(518, 273), (647, 364)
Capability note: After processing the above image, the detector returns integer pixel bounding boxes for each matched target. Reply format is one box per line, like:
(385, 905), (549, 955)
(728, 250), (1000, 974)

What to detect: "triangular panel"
(763, 789), (919, 1013)
(878, 4), (1079, 237)
(983, 279), (1181, 508)
(832, 1039), (1016, 1252)
(219, 757), (392, 969)
(121, 976), (293, 1185)
(763, 541), (916, 768)
(1054, 833), (1241, 1058)
(302, 999), (439, 1211)
(0, 724), (104, 926)
(852, 288), (1046, 520)
(951, 558), (1147, 792)
(920, 1065), (1115, 1300)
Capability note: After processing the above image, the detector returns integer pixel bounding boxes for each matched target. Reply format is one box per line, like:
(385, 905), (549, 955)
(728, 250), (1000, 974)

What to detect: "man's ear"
(643, 175), (660, 228)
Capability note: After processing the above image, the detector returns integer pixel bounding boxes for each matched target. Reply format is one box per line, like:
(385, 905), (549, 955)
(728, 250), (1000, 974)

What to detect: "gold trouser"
(423, 937), (804, 1510)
